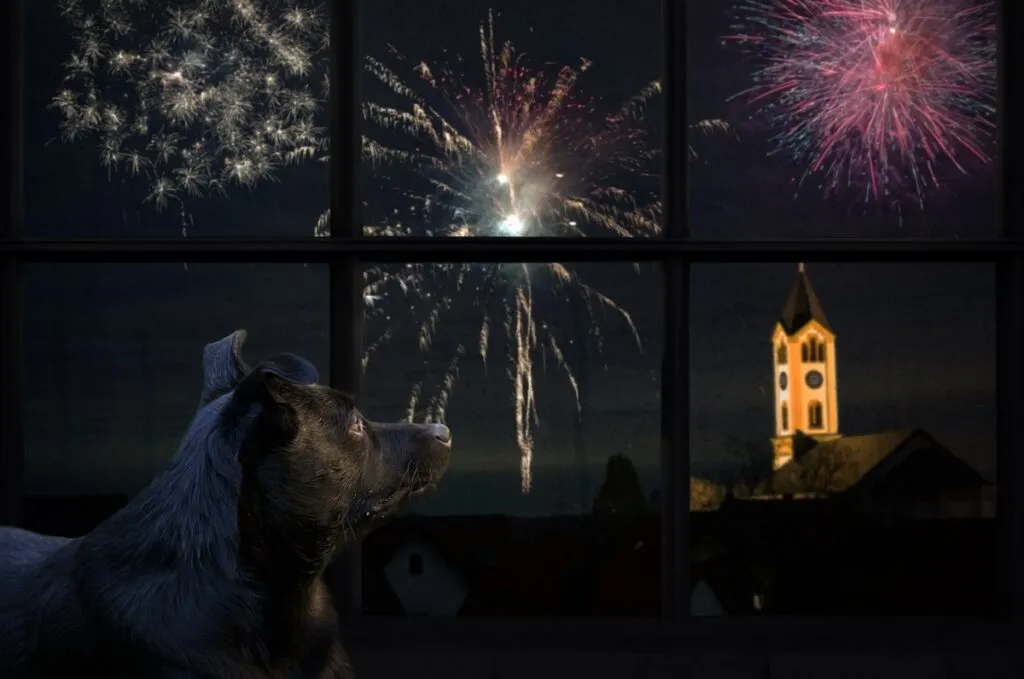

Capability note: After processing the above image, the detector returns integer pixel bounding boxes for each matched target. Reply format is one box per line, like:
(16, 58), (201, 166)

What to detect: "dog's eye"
(348, 420), (365, 438)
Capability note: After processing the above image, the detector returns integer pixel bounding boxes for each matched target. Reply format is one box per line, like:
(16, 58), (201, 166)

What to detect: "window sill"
(343, 615), (1017, 652)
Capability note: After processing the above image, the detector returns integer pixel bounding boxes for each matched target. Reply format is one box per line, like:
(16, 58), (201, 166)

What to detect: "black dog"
(0, 330), (451, 678)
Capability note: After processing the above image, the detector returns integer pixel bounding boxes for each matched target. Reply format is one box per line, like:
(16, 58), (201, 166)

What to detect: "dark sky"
(20, 1), (998, 516)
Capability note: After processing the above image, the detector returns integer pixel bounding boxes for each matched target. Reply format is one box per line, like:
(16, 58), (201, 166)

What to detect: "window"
(690, 263), (999, 615)
(360, 262), (662, 616)
(776, 344), (787, 365)
(25, 1), (329, 239)
(801, 336), (826, 364)
(1, 0), (1019, 655)
(20, 264), (328, 529)
(807, 401), (823, 429)
(686, 0), (999, 240)
(361, 0), (661, 241)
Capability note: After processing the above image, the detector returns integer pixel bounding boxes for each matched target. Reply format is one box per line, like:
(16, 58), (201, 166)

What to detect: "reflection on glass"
(361, 262), (662, 616)
(26, 1), (329, 237)
(686, 1), (998, 238)
(360, 0), (662, 238)
(22, 263), (328, 533)
(690, 263), (997, 616)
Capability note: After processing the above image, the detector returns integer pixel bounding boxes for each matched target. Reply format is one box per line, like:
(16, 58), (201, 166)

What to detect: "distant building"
(770, 262), (841, 469)
(761, 264), (993, 517)
(383, 538), (468, 616)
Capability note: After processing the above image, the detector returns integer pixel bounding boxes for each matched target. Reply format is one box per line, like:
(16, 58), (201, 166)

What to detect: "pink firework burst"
(726, 0), (997, 204)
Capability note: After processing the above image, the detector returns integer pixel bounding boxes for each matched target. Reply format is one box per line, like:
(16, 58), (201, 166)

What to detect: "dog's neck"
(72, 400), (263, 655)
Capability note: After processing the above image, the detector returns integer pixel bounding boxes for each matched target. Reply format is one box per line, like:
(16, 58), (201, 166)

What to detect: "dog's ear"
(234, 353), (320, 408)
(200, 330), (249, 406)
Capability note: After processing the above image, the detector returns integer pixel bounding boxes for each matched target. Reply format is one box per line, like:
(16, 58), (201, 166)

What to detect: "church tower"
(770, 263), (841, 470)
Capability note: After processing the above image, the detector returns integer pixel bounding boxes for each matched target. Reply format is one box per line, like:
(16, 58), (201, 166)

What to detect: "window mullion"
(329, 0), (365, 622)
(0, 0), (24, 528)
(661, 0), (690, 621)
(996, 254), (1023, 624)
(996, 0), (1023, 626)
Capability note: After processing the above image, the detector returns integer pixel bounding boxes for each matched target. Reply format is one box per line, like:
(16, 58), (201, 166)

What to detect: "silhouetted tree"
(592, 453), (649, 515)
(724, 435), (773, 490)
(690, 477), (728, 511)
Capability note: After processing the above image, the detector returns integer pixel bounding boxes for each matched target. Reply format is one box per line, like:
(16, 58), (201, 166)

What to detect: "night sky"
(20, 1), (998, 516)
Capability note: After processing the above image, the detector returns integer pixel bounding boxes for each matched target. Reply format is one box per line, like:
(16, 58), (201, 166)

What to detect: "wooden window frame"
(1, 0), (1021, 651)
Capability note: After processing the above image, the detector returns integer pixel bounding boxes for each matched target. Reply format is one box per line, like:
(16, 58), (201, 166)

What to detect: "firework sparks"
(725, 0), (996, 204)
(53, 0), (330, 231)
(361, 11), (662, 239)
(360, 10), (662, 491)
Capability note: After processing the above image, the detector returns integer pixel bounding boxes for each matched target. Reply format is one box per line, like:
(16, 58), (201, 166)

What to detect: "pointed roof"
(778, 263), (832, 334)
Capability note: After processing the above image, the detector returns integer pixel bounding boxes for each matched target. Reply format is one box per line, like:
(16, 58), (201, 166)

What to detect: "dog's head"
(204, 330), (452, 573)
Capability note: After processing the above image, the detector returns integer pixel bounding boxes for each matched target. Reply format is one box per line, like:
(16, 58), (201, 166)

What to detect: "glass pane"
(26, 2), (329, 237)
(360, 0), (662, 238)
(687, 2), (998, 238)
(690, 263), (997, 616)
(23, 263), (328, 533)
(361, 261), (662, 616)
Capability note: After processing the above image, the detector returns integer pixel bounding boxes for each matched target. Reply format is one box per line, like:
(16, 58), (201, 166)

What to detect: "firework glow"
(725, 0), (996, 204)
(52, 1), (723, 493)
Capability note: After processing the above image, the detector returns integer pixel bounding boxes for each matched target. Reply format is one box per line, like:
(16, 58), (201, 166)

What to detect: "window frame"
(1, 0), (1022, 649)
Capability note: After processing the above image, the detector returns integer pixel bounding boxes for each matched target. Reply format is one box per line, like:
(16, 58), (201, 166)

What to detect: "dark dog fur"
(0, 330), (451, 678)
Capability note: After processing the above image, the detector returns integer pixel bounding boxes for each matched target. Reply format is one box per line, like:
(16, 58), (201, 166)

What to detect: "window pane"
(689, 263), (997, 616)
(687, 1), (998, 238)
(23, 263), (328, 533)
(360, 0), (662, 238)
(361, 262), (662, 616)
(26, 2), (329, 237)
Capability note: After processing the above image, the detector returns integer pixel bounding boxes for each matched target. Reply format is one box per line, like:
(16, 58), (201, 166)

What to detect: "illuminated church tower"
(770, 263), (841, 470)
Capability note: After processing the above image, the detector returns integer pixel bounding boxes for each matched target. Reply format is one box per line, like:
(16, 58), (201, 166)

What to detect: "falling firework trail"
(725, 0), (996, 205)
(53, 1), (728, 492)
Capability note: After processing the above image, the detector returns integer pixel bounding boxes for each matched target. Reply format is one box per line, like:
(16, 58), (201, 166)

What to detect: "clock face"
(779, 372), (788, 391)
(805, 370), (824, 389)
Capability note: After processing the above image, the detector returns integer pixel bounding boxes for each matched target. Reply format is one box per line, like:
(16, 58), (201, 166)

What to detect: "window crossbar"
(0, 237), (1019, 264)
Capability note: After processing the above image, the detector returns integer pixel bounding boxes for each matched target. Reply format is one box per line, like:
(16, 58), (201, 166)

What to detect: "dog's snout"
(424, 423), (452, 444)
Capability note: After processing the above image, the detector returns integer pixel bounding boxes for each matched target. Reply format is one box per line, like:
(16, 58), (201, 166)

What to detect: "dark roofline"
(851, 428), (994, 496)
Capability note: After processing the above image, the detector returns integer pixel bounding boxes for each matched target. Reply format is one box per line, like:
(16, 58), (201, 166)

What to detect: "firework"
(360, 10), (662, 490)
(725, 0), (996, 203)
(361, 11), (662, 239)
(52, 0), (330, 229)
(53, 2), (675, 493)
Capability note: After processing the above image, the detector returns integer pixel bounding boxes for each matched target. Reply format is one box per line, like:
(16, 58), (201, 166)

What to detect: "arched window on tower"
(781, 403), (789, 431)
(801, 344), (809, 362)
(808, 401), (823, 429)
(816, 343), (826, 362)
(776, 343), (787, 365)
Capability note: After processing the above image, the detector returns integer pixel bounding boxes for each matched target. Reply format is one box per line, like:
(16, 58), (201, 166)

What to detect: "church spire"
(779, 263), (832, 335)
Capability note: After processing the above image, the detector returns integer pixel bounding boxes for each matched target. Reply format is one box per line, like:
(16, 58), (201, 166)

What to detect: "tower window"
(802, 336), (826, 363)
(808, 401), (823, 429)
(781, 403), (789, 431)
(776, 344), (787, 365)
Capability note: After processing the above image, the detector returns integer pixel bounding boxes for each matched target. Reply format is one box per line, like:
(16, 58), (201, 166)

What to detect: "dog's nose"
(424, 423), (452, 444)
